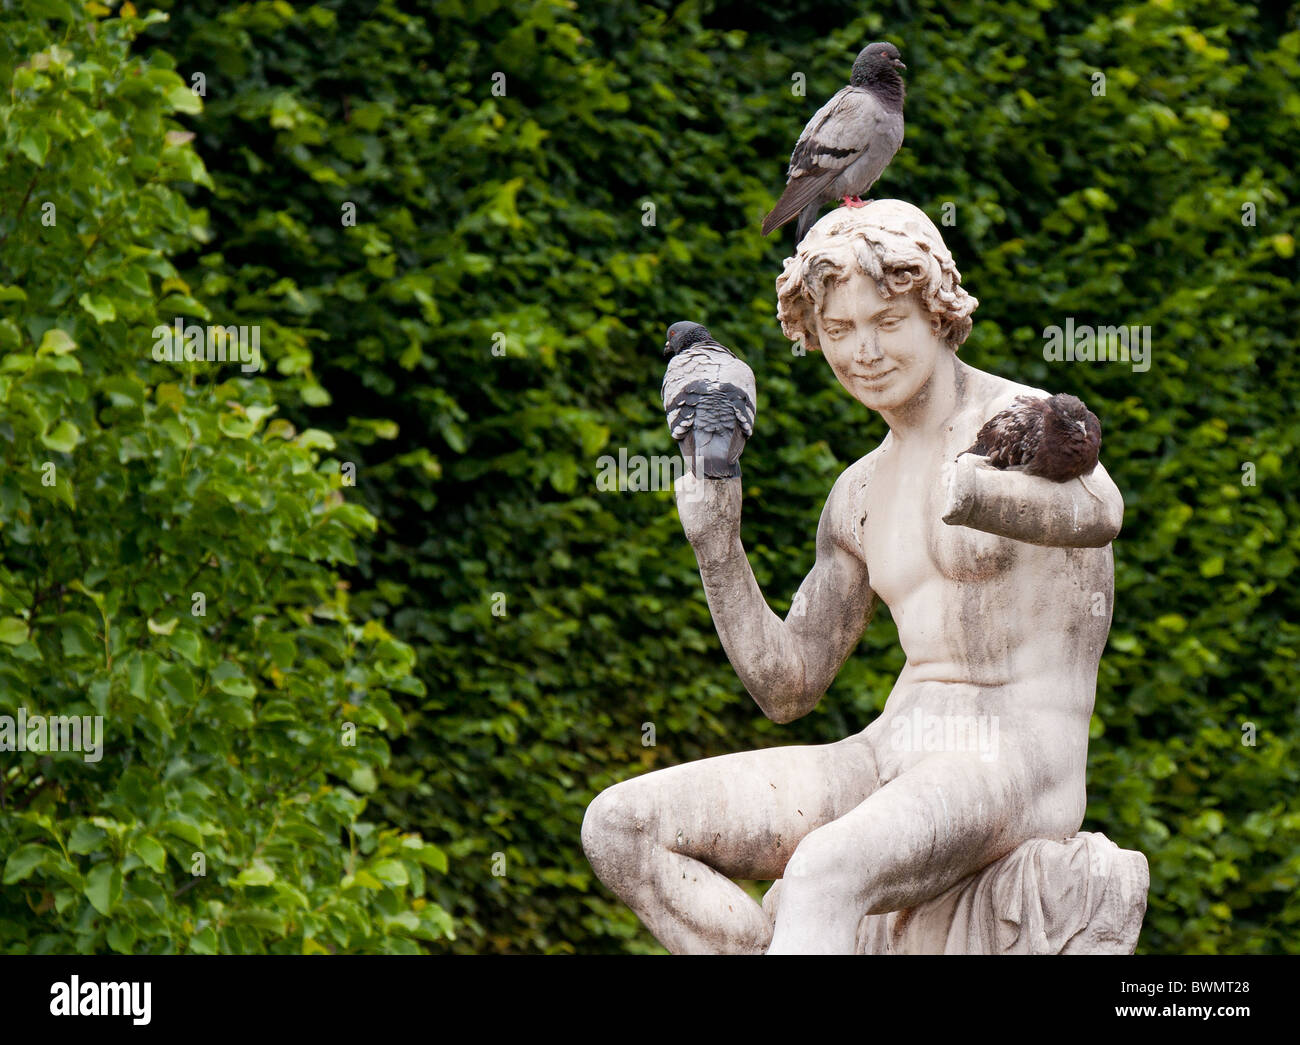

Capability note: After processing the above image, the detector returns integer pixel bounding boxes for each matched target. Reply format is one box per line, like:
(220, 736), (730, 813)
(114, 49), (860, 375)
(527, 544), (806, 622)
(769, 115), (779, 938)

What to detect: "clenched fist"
(674, 473), (742, 557)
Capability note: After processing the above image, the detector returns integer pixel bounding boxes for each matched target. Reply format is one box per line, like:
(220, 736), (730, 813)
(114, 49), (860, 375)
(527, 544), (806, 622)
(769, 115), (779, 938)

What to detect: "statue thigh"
(777, 751), (1034, 916)
(583, 734), (881, 882)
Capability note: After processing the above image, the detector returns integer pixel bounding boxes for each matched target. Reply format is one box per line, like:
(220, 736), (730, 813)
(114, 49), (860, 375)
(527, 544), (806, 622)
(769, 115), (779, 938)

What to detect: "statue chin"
(850, 381), (907, 412)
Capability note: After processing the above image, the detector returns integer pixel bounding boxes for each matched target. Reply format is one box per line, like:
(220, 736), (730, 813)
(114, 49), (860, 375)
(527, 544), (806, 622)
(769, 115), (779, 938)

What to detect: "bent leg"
(582, 737), (879, 954)
(769, 754), (1033, 954)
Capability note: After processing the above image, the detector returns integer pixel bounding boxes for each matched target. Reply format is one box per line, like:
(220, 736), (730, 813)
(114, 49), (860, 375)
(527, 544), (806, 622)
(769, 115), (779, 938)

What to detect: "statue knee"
(781, 825), (863, 907)
(581, 783), (644, 883)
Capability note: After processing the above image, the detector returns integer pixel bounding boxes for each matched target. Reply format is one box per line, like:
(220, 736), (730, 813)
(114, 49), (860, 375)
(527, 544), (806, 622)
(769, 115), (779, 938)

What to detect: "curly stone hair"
(775, 200), (978, 354)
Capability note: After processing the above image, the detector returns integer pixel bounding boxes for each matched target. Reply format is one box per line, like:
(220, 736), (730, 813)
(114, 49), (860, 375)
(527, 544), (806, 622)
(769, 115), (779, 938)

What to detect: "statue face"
(815, 271), (949, 413)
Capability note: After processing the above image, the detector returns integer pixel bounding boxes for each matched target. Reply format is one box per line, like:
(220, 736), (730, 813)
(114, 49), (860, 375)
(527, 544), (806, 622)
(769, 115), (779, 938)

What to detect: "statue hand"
(940, 454), (983, 526)
(674, 473), (742, 554)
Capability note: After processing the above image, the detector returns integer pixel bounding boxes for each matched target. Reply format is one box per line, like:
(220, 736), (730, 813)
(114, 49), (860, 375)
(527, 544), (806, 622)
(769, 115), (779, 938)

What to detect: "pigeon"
(959, 394), (1102, 483)
(761, 41), (906, 245)
(661, 322), (756, 479)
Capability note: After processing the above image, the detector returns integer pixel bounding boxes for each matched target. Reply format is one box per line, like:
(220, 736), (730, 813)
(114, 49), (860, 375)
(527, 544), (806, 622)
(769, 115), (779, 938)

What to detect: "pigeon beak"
(893, 59), (906, 69)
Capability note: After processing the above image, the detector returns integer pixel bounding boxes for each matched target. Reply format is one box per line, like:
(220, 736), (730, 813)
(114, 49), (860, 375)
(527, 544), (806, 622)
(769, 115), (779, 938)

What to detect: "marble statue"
(582, 200), (1148, 954)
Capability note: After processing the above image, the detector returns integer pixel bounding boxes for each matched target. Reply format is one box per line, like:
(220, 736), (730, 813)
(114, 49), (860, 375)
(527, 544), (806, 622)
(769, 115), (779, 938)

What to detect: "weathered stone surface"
(581, 201), (1149, 954)
(762, 831), (1148, 954)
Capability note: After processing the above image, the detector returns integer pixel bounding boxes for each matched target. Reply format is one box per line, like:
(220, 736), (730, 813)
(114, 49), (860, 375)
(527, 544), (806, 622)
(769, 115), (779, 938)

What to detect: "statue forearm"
(942, 457), (1124, 548)
(677, 476), (834, 722)
(692, 534), (820, 722)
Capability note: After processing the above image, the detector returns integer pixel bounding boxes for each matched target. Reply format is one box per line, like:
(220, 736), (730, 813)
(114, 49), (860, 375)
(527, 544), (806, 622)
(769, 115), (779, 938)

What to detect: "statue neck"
(878, 353), (963, 439)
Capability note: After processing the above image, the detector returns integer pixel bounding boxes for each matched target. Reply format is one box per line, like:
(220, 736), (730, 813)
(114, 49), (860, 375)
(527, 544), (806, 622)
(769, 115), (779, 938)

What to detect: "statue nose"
(856, 334), (883, 363)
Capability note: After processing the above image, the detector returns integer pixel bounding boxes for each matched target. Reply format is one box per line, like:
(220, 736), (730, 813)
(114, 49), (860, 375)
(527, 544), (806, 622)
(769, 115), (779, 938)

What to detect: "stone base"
(763, 831), (1148, 955)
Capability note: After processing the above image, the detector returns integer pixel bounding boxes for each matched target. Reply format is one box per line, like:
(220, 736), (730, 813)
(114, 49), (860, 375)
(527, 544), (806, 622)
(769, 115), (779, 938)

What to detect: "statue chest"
(853, 453), (1020, 605)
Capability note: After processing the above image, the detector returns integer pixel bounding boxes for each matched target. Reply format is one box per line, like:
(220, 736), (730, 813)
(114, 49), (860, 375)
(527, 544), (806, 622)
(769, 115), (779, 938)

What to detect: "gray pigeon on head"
(661, 322), (756, 479)
(761, 41), (906, 245)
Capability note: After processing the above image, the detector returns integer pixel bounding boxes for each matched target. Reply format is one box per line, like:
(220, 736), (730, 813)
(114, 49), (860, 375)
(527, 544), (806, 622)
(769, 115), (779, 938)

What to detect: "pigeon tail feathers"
(795, 203), (821, 245)
(762, 169), (836, 236)
(692, 428), (741, 479)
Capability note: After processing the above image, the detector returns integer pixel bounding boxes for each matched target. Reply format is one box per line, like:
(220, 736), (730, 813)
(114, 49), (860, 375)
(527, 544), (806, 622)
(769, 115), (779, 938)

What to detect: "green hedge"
(3, 0), (1297, 953)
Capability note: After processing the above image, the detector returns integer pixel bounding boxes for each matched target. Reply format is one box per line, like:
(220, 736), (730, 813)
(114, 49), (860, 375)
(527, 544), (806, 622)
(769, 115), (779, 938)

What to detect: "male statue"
(582, 200), (1127, 955)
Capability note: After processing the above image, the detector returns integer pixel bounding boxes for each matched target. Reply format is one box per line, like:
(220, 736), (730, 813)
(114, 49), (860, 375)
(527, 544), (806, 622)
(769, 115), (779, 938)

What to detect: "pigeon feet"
(842, 196), (870, 208)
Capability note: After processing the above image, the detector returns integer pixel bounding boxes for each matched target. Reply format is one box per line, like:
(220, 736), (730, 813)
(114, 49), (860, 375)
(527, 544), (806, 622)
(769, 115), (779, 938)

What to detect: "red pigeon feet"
(842, 196), (870, 208)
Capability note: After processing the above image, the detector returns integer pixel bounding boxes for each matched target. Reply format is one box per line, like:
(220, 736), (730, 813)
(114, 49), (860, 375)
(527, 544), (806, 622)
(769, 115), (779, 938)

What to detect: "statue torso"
(826, 375), (1111, 827)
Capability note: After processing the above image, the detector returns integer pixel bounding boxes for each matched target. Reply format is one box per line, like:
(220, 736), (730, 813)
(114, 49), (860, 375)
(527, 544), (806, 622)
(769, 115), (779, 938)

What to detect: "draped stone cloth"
(764, 831), (1148, 954)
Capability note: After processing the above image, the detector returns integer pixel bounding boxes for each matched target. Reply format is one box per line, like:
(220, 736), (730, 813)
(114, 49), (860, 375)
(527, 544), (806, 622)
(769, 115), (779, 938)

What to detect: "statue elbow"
(765, 706), (805, 725)
(1076, 471), (1123, 546)
(763, 701), (803, 725)
(753, 682), (819, 724)
(1101, 492), (1124, 543)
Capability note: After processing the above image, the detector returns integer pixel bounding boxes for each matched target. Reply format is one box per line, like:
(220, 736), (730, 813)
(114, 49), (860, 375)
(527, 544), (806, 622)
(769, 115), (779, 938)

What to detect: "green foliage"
(4, 0), (1297, 955)
(146, 0), (1300, 954)
(0, 4), (450, 953)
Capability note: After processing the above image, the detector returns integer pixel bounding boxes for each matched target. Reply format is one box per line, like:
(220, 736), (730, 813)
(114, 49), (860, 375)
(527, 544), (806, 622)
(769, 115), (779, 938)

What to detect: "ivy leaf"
(84, 863), (122, 915)
(132, 835), (168, 874)
(18, 126), (50, 166)
(232, 863), (276, 887)
(166, 84), (203, 114)
(3, 844), (53, 884)
(40, 420), (81, 453)
(0, 617), (29, 645)
(77, 294), (116, 324)
(369, 860), (409, 887)
(37, 328), (75, 355)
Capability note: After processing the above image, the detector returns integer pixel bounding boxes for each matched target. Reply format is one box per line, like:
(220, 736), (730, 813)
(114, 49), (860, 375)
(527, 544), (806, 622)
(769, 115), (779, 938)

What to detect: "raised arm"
(674, 470), (876, 723)
(941, 453), (1124, 548)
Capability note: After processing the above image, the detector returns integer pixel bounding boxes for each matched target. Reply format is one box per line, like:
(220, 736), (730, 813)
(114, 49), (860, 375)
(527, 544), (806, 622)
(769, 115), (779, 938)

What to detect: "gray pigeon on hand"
(761, 41), (906, 245)
(661, 322), (756, 479)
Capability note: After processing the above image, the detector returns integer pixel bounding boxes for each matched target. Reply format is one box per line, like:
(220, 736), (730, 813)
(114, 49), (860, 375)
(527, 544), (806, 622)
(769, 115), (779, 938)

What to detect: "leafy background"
(1, 0), (1297, 954)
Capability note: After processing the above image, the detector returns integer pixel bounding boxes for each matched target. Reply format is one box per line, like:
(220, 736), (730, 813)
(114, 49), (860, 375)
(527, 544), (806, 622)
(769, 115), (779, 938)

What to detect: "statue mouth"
(856, 368), (896, 384)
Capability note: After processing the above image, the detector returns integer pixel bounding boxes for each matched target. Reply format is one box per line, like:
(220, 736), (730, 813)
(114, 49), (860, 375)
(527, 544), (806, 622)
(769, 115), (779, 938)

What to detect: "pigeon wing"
(762, 87), (881, 235)
(835, 105), (904, 198)
(963, 395), (1045, 468)
(713, 355), (756, 437)
(689, 395), (743, 477)
(663, 374), (702, 443)
(662, 349), (729, 441)
(665, 383), (708, 443)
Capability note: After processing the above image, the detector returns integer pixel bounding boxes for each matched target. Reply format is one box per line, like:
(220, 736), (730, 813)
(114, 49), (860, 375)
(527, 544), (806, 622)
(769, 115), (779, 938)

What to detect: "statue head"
(775, 200), (979, 412)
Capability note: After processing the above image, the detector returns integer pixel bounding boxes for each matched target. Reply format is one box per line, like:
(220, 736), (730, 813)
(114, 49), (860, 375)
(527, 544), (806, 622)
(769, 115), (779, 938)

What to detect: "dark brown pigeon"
(959, 394), (1102, 483)
(761, 42), (906, 245)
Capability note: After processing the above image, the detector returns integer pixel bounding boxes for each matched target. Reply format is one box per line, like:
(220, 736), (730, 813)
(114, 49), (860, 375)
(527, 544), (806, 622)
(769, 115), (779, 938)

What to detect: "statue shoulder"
(818, 448), (884, 552)
(963, 374), (1051, 427)
(977, 369), (1050, 405)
